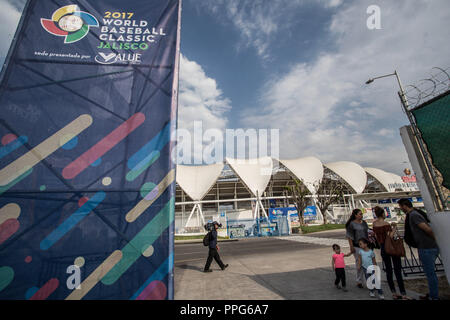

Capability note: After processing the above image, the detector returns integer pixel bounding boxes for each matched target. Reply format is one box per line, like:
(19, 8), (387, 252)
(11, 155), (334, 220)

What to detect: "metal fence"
(400, 67), (450, 210)
(381, 238), (445, 277)
(400, 244), (445, 277)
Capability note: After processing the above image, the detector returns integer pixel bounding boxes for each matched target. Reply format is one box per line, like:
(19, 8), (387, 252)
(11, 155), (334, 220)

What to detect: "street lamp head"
(365, 79), (374, 85)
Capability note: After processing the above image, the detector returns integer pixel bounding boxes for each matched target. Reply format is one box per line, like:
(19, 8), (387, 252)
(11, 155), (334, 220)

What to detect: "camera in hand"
(204, 221), (222, 231)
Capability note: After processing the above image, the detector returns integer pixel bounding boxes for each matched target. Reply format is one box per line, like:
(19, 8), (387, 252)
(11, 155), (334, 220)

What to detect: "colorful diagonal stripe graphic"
(62, 113), (145, 180)
(127, 122), (171, 170)
(0, 167), (32, 196)
(126, 151), (160, 182)
(0, 114), (93, 187)
(40, 191), (106, 250)
(101, 197), (174, 286)
(29, 278), (59, 300)
(65, 250), (123, 300)
(130, 253), (173, 300)
(125, 170), (175, 223)
(0, 136), (28, 160)
(0, 267), (14, 292)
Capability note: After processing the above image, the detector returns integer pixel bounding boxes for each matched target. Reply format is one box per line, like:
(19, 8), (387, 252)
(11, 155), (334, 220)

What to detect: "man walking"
(398, 198), (440, 300)
(204, 222), (229, 273)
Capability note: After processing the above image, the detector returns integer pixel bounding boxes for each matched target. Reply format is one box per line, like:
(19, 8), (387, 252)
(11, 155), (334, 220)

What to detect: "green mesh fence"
(411, 90), (450, 190)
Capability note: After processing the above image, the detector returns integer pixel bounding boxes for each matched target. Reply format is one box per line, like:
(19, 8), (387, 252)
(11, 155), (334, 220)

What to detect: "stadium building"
(174, 157), (421, 235)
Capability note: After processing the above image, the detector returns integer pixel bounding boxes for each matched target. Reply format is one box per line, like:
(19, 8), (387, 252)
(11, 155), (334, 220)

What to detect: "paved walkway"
(274, 235), (350, 248)
(174, 231), (421, 300)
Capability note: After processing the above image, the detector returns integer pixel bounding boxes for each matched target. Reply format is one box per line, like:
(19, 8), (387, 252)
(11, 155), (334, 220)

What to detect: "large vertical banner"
(0, 0), (181, 300)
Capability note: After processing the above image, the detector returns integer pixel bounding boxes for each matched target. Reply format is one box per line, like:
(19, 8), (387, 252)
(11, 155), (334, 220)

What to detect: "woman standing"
(345, 209), (369, 288)
(372, 206), (409, 300)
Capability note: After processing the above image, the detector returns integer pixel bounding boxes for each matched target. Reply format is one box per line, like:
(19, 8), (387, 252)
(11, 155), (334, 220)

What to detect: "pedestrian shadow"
(176, 264), (205, 273)
(247, 267), (390, 300)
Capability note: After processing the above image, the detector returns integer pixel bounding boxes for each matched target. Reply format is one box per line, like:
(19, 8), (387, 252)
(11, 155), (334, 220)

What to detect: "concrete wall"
(429, 212), (450, 285)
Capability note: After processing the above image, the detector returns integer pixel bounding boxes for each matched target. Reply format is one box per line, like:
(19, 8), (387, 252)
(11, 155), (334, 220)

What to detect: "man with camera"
(204, 221), (229, 273)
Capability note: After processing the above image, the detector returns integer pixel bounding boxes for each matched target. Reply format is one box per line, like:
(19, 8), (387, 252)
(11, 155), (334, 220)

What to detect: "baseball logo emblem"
(41, 5), (99, 43)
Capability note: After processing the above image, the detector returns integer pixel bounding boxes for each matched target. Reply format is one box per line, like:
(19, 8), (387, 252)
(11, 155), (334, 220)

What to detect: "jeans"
(353, 247), (365, 284)
(363, 267), (383, 295)
(418, 247), (440, 300)
(380, 243), (406, 295)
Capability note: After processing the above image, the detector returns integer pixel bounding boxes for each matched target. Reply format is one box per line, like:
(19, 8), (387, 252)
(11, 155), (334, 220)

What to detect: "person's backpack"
(404, 214), (417, 248)
(203, 232), (211, 247)
(416, 208), (430, 222)
(404, 208), (430, 248)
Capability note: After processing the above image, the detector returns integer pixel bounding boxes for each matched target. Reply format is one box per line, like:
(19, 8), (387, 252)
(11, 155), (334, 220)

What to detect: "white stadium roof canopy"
(175, 158), (412, 197)
(365, 167), (397, 192)
(176, 163), (224, 201)
(277, 157), (323, 194)
(225, 157), (273, 197)
(324, 161), (367, 194)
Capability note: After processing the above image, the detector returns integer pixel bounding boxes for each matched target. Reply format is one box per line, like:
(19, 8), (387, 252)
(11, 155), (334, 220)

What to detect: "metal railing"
(381, 239), (445, 277)
(400, 244), (445, 277)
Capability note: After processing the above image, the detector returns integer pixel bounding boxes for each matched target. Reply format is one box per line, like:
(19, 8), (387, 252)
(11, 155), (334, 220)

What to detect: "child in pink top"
(332, 244), (352, 291)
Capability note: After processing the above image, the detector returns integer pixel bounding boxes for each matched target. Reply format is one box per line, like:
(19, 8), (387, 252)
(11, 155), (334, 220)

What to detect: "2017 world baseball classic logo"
(38, 4), (167, 65)
(41, 5), (99, 44)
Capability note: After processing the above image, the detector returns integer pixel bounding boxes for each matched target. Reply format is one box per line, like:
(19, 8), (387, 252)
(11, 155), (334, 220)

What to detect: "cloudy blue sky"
(1, 0), (449, 175)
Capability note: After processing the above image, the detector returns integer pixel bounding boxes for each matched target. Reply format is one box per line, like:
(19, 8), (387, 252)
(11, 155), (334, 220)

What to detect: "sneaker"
(221, 264), (229, 270)
(378, 294), (385, 300)
(203, 269), (213, 273)
(357, 283), (364, 289)
(369, 291), (376, 298)
(342, 287), (348, 292)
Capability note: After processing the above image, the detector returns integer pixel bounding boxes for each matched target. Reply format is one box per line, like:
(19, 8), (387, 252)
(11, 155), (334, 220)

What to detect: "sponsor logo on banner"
(94, 52), (142, 65)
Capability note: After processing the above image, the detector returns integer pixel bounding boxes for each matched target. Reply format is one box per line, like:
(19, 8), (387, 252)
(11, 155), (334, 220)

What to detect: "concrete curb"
(175, 238), (239, 244)
(302, 228), (346, 235)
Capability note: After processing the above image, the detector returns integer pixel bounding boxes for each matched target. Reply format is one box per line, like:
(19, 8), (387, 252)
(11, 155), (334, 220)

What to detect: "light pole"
(365, 70), (409, 108)
(365, 70), (447, 210)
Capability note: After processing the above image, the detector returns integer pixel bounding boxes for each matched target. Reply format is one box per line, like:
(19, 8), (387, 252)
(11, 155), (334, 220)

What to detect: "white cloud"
(242, 0), (450, 174)
(178, 54), (231, 132)
(0, 0), (21, 61)
(177, 54), (232, 164)
(196, 0), (342, 61)
(377, 128), (395, 137)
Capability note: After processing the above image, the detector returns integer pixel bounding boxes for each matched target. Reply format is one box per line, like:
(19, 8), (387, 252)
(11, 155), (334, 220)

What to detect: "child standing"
(357, 238), (385, 299)
(331, 244), (352, 292)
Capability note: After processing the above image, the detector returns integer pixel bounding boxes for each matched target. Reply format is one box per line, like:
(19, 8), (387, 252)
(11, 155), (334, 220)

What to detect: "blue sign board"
(269, 206), (317, 221)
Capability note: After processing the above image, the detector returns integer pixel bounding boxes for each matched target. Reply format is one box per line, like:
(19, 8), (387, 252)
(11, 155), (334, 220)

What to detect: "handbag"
(368, 228), (380, 249)
(385, 229), (406, 257)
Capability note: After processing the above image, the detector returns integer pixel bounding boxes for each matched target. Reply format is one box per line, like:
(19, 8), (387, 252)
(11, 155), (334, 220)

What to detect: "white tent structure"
(324, 161), (367, 194)
(225, 157), (273, 220)
(277, 156), (325, 222)
(174, 157), (421, 234)
(277, 157), (324, 194)
(176, 163), (224, 229)
(365, 167), (397, 192)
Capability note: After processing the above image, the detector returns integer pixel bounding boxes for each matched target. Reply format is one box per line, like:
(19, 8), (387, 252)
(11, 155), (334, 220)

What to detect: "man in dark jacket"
(204, 222), (228, 273)
(398, 198), (439, 300)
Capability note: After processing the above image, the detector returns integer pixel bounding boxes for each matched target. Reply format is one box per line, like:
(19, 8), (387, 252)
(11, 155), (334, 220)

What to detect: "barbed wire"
(404, 66), (450, 109)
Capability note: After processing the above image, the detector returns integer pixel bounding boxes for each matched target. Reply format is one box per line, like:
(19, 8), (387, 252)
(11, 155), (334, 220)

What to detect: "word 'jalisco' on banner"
(0, 0), (181, 300)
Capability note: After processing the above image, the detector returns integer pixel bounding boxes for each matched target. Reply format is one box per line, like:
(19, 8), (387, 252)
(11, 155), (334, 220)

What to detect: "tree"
(285, 179), (310, 226)
(315, 179), (346, 225)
